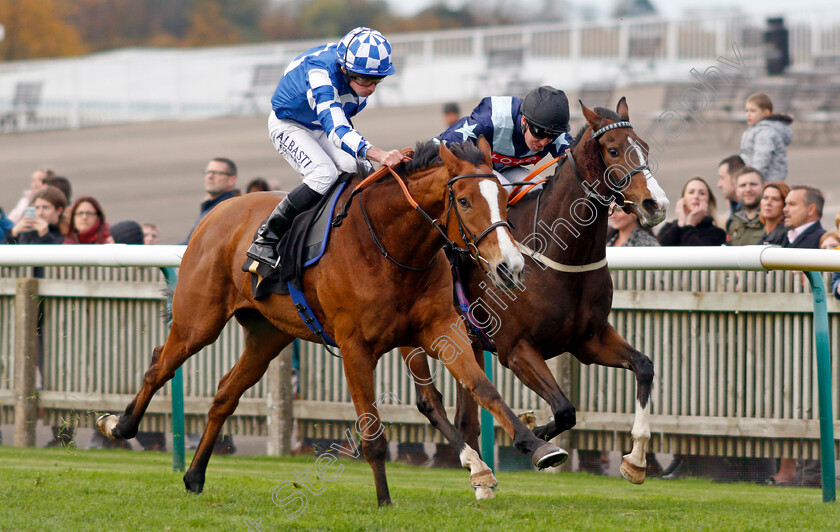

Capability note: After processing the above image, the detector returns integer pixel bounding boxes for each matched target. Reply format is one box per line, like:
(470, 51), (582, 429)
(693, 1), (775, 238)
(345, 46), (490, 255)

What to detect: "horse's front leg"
(340, 342), (391, 507)
(504, 340), (577, 441)
(576, 323), (654, 484)
(417, 314), (568, 469)
(399, 346), (496, 500)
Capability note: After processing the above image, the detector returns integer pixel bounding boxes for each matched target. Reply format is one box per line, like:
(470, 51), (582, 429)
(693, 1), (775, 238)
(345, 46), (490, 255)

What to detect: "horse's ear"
(438, 140), (460, 173)
(476, 136), (493, 168)
(582, 138), (608, 181)
(580, 100), (603, 131)
(616, 96), (629, 121)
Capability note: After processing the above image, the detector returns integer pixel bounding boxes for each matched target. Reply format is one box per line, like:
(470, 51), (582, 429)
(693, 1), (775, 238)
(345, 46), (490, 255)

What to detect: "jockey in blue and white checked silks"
(247, 27), (409, 268)
(436, 86), (574, 189)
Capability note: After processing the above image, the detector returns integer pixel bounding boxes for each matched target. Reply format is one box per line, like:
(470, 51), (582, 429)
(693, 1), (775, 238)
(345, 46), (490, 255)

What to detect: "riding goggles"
(526, 121), (566, 141)
(346, 72), (386, 87)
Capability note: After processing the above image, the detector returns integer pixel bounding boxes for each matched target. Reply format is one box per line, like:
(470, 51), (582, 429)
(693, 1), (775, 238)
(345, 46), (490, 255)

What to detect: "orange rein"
(507, 155), (563, 206)
(352, 148), (417, 207)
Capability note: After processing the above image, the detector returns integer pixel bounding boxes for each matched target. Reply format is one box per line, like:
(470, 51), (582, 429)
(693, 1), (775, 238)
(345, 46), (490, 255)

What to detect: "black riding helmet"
(521, 86), (571, 134)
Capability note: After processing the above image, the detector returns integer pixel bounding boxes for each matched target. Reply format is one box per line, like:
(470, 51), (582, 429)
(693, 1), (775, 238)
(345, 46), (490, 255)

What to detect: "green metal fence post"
(160, 267), (185, 473)
(804, 271), (835, 503)
(480, 350), (495, 471)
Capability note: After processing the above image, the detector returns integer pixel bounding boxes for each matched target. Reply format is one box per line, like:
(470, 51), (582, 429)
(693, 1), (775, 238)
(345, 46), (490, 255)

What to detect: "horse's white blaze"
(628, 138), (669, 212)
(478, 179), (524, 273)
(624, 398), (650, 467)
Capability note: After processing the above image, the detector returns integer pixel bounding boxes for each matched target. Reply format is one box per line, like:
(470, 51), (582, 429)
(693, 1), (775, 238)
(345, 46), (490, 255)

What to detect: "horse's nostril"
(642, 198), (658, 213)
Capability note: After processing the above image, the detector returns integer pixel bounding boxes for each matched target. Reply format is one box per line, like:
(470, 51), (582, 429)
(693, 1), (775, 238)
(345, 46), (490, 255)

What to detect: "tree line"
(0, 0), (555, 61)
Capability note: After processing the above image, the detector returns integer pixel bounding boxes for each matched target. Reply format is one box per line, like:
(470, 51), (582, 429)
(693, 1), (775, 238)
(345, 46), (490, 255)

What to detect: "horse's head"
(578, 98), (669, 227)
(439, 138), (524, 289)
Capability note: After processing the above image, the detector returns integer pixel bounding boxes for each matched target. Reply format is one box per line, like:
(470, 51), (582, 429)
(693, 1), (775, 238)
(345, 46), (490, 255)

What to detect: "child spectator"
(141, 222), (160, 245)
(8, 167), (53, 223)
(739, 92), (793, 181)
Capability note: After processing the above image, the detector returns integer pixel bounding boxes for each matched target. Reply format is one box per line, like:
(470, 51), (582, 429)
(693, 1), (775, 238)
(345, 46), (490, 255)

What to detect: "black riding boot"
(246, 184), (322, 267)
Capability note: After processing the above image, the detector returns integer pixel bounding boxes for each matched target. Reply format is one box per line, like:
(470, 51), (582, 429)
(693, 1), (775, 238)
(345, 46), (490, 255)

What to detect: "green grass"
(0, 446), (835, 531)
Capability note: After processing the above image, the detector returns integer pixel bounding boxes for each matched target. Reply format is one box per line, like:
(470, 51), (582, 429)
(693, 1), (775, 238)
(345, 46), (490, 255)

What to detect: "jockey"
(247, 27), (409, 268)
(436, 86), (573, 189)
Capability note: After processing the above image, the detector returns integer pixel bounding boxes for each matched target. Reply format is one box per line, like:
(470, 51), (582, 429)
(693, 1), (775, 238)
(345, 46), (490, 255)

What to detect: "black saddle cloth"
(243, 174), (351, 298)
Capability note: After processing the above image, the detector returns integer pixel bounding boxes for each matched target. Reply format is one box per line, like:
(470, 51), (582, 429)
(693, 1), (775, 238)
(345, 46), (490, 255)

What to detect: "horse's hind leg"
(576, 323), (654, 485)
(399, 347), (496, 500)
(98, 298), (230, 442)
(184, 311), (293, 493)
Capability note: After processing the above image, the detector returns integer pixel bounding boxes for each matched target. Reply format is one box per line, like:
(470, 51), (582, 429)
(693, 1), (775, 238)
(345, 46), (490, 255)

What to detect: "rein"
(333, 157), (508, 271)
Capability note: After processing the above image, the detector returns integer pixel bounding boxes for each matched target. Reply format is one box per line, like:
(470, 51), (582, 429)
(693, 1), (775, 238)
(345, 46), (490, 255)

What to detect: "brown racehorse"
(401, 98), (670, 484)
(96, 138), (569, 506)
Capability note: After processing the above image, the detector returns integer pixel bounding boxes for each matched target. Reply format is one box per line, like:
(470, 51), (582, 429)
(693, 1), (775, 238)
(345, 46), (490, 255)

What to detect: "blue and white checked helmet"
(336, 27), (396, 77)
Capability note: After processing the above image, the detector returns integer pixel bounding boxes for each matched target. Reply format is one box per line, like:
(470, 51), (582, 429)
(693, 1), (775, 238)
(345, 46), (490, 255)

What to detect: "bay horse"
(401, 98), (669, 484)
(96, 138), (568, 506)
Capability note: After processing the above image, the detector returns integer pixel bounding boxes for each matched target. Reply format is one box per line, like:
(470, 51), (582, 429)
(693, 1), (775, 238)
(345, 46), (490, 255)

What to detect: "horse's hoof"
(470, 469), (498, 489)
(474, 487), (495, 500)
(183, 474), (204, 494)
(97, 414), (119, 440)
(532, 443), (569, 469)
(620, 458), (646, 484)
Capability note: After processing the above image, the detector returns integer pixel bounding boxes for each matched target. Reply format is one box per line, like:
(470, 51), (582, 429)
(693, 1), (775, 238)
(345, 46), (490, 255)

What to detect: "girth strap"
(515, 241), (607, 273)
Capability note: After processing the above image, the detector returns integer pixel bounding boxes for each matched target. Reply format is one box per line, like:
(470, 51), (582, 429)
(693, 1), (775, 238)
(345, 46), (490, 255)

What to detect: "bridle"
(566, 120), (651, 208)
(333, 165), (511, 272)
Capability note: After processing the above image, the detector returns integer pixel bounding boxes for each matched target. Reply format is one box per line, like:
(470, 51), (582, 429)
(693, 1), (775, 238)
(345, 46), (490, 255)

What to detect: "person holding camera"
(3, 185), (67, 245)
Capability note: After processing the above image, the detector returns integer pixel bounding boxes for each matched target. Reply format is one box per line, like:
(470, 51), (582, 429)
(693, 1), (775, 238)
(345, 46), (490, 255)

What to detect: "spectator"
(782, 185), (826, 248)
(820, 232), (840, 250)
(109, 220), (144, 245)
(3, 186), (66, 245)
(8, 167), (53, 223)
(739, 92), (792, 181)
(141, 222), (160, 245)
(0, 207), (14, 241)
(184, 157), (238, 244)
(657, 177), (727, 246)
(246, 178), (271, 193)
(442, 102), (460, 127)
(758, 182), (791, 245)
(767, 185), (826, 486)
(726, 167), (765, 246)
(42, 176), (72, 204)
(716, 154), (745, 216)
(607, 207), (661, 247)
(63, 197), (111, 244)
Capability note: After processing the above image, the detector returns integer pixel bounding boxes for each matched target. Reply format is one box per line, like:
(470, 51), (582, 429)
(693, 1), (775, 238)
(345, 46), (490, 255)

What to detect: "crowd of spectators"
(0, 156), (275, 452)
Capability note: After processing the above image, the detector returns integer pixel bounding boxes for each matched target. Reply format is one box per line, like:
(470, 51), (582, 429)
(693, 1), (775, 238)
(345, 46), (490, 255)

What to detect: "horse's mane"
(354, 140), (485, 181)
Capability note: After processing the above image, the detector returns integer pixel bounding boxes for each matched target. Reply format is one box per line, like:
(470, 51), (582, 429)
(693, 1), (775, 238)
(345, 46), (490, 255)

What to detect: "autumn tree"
(0, 0), (88, 60)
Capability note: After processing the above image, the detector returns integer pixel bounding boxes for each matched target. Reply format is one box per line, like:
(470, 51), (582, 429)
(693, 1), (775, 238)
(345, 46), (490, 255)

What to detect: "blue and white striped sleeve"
(306, 68), (370, 158)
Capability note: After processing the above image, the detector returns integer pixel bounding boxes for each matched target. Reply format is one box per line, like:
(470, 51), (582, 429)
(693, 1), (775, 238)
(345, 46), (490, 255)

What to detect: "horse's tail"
(160, 285), (174, 324)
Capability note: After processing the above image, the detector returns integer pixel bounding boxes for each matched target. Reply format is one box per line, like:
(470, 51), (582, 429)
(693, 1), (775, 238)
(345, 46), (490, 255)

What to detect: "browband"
(591, 121), (633, 139)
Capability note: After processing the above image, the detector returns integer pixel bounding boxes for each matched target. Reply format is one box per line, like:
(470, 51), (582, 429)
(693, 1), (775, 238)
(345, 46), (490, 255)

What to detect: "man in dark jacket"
(782, 185), (825, 248)
(183, 157), (239, 244)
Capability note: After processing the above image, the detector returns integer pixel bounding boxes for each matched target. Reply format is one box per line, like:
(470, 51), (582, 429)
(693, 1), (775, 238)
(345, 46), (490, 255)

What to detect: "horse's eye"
(608, 147), (620, 157)
(458, 197), (470, 208)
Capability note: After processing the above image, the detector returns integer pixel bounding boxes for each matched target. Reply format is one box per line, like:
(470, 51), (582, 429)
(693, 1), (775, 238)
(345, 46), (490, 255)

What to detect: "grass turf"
(0, 446), (834, 531)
